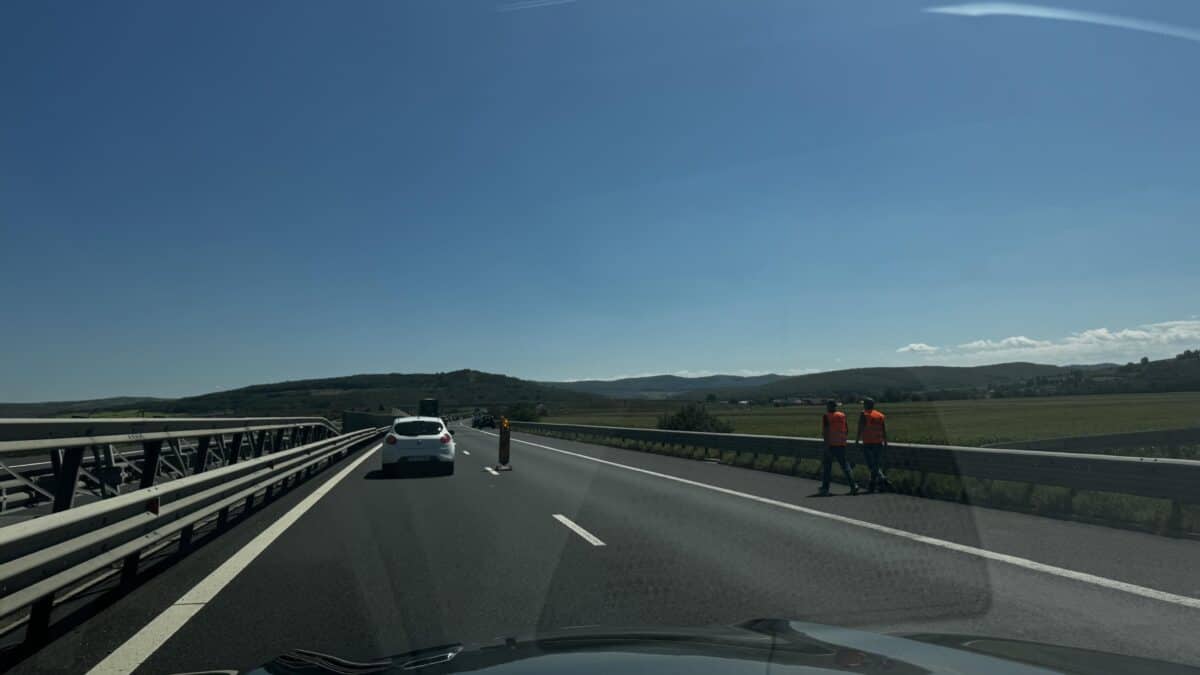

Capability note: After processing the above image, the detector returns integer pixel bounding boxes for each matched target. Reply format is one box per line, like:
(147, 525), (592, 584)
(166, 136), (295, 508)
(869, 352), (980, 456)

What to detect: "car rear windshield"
(393, 421), (443, 437)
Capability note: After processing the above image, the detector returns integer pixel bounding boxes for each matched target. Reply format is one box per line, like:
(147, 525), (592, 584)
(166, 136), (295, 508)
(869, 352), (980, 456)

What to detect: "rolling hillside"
(544, 373), (786, 399)
(0, 397), (166, 418)
(2, 371), (603, 418)
(682, 363), (1067, 401)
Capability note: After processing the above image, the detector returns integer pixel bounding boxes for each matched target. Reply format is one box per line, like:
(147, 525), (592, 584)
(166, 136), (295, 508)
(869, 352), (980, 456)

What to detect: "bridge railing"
(509, 421), (1199, 532)
(0, 420), (384, 644)
(0, 417), (338, 517)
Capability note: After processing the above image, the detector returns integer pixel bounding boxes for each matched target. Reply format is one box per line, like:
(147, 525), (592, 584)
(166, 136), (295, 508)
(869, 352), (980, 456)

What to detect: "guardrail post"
(227, 432), (244, 466)
(253, 430), (268, 458)
(23, 446), (76, 641)
(138, 439), (162, 490)
(273, 428), (285, 454)
(214, 433), (244, 527)
(191, 436), (212, 475)
(116, 439), (166, 590)
(176, 436), (213, 550)
(1163, 499), (1185, 537)
(51, 447), (85, 512)
(28, 446), (89, 639)
(26, 595), (53, 644)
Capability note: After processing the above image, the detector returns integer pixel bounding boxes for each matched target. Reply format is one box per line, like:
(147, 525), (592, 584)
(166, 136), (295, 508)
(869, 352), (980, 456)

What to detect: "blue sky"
(3, 0), (1199, 401)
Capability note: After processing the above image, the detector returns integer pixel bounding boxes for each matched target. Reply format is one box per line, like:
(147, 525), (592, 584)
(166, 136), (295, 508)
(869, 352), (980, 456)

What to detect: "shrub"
(505, 402), (542, 422)
(656, 403), (734, 433)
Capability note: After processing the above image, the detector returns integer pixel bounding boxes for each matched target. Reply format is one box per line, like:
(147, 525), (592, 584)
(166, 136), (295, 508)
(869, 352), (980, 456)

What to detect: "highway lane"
(10, 423), (1200, 673)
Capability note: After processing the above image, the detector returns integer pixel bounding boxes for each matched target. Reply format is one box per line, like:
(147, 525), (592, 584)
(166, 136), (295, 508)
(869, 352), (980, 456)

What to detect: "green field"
(544, 392), (1200, 448)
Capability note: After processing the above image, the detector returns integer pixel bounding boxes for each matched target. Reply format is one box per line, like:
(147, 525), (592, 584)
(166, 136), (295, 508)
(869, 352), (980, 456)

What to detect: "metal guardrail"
(0, 417), (335, 445)
(510, 422), (1200, 519)
(0, 417), (338, 518)
(0, 424), (384, 643)
(989, 426), (1200, 453)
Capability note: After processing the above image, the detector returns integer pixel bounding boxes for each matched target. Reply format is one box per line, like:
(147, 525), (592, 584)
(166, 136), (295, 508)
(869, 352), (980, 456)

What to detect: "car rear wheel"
(442, 462), (455, 476)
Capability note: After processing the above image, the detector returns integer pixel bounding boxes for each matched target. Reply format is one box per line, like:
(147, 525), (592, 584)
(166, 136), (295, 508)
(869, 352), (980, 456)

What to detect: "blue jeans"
(862, 443), (887, 487)
(820, 445), (857, 491)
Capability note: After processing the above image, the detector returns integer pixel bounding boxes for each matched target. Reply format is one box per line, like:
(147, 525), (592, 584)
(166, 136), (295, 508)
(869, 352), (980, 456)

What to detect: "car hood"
(226, 619), (1199, 675)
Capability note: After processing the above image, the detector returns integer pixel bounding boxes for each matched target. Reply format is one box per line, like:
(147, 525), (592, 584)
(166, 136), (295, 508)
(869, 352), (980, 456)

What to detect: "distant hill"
(544, 373), (787, 399)
(683, 363), (1068, 401)
(138, 370), (603, 417)
(0, 371), (603, 419)
(682, 354), (1200, 402)
(0, 397), (166, 418)
(7, 352), (1198, 419)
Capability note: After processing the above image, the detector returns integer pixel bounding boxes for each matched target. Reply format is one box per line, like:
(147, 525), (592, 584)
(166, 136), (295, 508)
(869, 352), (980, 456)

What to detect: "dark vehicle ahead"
(230, 620), (1199, 674)
(418, 398), (439, 417)
(473, 414), (495, 429)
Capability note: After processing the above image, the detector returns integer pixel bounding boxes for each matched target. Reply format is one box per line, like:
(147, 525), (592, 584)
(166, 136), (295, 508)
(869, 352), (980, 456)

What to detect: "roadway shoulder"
(502, 429), (1200, 600)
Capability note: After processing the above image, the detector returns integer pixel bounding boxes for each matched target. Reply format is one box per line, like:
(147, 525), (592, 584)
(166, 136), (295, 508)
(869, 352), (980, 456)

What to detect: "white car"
(382, 416), (456, 476)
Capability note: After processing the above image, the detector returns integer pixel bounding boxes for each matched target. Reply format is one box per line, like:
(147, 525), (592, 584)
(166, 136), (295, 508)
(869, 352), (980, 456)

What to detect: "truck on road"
(418, 398), (439, 417)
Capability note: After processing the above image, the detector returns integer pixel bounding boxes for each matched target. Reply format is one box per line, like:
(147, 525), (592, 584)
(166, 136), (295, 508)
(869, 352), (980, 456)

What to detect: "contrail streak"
(926, 2), (1200, 44)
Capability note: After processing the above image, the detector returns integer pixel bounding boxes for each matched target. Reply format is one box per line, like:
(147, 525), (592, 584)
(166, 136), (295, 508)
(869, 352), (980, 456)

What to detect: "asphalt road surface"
(10, 424), (1200, 673)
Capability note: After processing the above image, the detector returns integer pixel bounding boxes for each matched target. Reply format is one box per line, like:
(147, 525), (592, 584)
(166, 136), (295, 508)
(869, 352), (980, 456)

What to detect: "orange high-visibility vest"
(823, 412), (848, 446)
(861, 410), (886, 444)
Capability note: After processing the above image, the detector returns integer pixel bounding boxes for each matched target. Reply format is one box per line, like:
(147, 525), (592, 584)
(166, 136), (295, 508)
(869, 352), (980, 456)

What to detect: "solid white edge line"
(553, 513), (606, 546)
(87, 442), (384, 675)
(467, 428), (1200, 610)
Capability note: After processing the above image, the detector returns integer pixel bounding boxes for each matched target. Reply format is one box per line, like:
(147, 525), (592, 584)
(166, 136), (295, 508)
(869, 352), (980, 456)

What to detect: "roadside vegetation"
(656, 403), (734, 433)
(545, 392), (1200, 450)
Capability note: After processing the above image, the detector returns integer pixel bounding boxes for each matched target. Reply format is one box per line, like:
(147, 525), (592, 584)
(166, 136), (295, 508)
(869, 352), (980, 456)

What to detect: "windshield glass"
(2, 1), (1198, 673)
(394, 421), (445, 437)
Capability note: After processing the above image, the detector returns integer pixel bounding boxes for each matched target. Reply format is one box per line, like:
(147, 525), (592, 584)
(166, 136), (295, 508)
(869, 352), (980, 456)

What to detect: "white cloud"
(925, 3), (1200, 44)
(897, 343), (940, 353)
(958, 336), (1052, 351)
(900, 320), (1200, 365)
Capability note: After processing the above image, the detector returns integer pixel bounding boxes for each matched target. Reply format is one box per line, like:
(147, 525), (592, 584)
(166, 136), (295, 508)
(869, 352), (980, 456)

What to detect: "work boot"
(817, 488), (831, 497)
(849, 485), (860, 496)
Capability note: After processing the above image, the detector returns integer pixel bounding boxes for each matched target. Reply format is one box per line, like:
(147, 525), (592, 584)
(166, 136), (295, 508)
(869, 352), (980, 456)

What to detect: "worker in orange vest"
(818, 399), (858, 496)
(856, 397), (894, 493)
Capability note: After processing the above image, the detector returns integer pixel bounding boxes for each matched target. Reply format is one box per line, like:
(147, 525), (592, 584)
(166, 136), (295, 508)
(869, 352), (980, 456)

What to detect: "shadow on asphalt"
(364, 466), (451, 480)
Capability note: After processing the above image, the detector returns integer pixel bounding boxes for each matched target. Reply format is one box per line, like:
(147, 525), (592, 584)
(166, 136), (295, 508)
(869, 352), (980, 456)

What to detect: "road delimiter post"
(496, 417), (513, 471)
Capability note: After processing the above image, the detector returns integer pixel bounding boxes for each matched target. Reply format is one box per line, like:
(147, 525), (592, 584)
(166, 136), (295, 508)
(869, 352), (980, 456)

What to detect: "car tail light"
(439, 433), (451, 444)
(386, 435), (397, 445)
